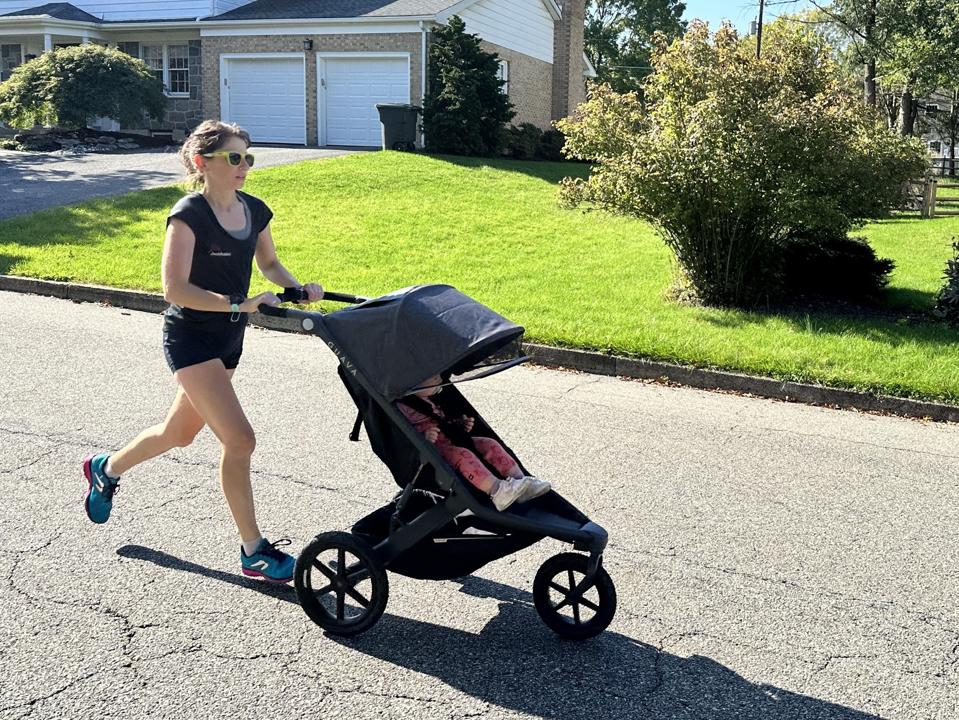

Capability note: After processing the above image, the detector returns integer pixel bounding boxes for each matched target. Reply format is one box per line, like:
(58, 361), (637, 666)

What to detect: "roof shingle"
(206, 0), (458, 21)
(2, 2), (101, 22)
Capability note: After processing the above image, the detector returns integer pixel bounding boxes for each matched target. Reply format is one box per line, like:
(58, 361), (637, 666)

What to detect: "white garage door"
(222, 56), (306, 145)
(322, 57), (410, 147)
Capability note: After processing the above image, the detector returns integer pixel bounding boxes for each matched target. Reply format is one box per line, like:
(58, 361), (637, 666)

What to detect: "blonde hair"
(179, 120), (252, 188)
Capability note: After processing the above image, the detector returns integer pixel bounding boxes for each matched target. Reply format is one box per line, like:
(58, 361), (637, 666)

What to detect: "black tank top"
(164, 191), (273, 325)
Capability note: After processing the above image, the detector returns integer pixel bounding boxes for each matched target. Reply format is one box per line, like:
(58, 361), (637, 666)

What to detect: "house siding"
(456, 0), (554, 64)
(202, 33), (423, 146)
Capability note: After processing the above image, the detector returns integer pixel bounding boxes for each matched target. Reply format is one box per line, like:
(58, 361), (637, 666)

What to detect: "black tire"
(533, 553), (616, 640)
(294, 531), (388, 636)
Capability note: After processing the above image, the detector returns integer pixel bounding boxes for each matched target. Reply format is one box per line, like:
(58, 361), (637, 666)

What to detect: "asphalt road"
(0, 146), (357, 220)
(1, 290), (957, 719)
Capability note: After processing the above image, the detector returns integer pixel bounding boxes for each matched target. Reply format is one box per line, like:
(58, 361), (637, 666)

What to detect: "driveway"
(0, 146), (360, 220)
(1, 290), (957, 719)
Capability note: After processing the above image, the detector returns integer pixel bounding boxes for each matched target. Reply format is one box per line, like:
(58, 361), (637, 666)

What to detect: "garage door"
(322, 57), (410, 147)
(222, 56), (306, 145)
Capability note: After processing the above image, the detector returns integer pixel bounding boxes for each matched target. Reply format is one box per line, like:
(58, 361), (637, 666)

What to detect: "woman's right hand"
(242, 292), (280, 312)
(424, 427), (440, 444)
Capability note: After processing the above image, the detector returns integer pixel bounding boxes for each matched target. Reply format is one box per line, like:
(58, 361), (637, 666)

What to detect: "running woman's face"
(195, 136), (251, 192)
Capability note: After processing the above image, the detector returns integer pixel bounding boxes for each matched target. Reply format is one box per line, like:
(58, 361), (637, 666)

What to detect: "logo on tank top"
(209, 244), (232, 257)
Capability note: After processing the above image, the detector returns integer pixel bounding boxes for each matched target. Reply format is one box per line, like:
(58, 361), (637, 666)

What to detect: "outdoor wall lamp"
(303, 38), (313, 51)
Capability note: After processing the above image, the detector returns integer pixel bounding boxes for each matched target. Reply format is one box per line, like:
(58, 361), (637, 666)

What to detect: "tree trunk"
(900, 88), (915, 135)
(864, 0), (877, 106)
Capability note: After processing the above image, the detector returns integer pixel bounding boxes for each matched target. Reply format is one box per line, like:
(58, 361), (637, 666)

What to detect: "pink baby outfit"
(397, 397), (516, 489)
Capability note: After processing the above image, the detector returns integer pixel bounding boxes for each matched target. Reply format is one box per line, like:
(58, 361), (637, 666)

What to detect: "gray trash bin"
(376, 103), (421, 151)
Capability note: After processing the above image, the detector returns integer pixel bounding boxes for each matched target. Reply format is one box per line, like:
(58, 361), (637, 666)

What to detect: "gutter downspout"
(420, 20), (427, 149)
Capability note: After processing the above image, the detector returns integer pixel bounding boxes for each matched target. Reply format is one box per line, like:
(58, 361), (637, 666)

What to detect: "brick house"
(0, 0), (593, 146)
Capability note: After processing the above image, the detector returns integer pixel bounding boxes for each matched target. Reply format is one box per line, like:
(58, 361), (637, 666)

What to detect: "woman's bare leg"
(170, 360), (260, 542)
(107, 374), (233, 476)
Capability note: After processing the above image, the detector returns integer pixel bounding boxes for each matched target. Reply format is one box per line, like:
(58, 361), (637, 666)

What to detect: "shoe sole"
(82, 454), (107, 525)
(241, 568), (293, 584)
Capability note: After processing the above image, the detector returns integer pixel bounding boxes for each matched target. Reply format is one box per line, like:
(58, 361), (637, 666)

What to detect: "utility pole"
(756, 0), (765, 59)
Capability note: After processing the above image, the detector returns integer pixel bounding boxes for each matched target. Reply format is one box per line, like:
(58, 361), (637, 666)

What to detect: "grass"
(2, 151), (959, 402)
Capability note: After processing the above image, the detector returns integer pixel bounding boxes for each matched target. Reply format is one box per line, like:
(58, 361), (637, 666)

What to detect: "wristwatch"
(229, 294), (245, 322)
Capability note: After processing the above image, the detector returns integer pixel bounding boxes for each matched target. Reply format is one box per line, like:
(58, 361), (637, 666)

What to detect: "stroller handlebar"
(257, 287), (368, 316)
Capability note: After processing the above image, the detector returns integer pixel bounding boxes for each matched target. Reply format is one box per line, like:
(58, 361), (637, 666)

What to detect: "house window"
(497, 59), (509, 95)
(141, 43), (189, 96)
(142, 44), (164, 85)
(930, 140), (942, 154)
(168, 45), (189, 95)
(1, 43), (22, 81)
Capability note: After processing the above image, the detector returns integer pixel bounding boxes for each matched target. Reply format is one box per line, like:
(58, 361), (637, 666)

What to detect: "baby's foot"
(517, 476), (551, 503)
(491, 477), (530, 511)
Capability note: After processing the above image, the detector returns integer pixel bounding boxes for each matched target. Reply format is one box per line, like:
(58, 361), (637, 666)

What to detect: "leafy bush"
(934, 238), (959, 323)
(0, 44), (165, 129)
(504, 122), (543, 159)
(781, 232), (895, 303)
(558, 21), (928, 306)
(422, 15), (516, 156)
(538, 129), (568, 162)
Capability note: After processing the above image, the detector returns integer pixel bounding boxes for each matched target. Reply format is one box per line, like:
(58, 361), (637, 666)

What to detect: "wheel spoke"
(344, 584), (371, 608)
(346, 568), (371, 585)
(311, 559), (336, 582)
(548, 580), (569, 594)
(336, 588), (346, 620)
(552, 595), (572, 612)
(337, 548), (346, 579)
(579, 595), (600, 613)
(312, 582), (334, 598)
(572, 599), (582, 625)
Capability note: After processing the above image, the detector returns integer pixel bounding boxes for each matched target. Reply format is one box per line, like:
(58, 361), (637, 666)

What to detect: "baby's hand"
(424, 427), (440, 443)
(461, 416), (475, 432)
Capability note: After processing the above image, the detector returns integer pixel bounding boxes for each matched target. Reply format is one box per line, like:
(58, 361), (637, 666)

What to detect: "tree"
(558, 21), (927, 307)
(0, 44), (165, 129)
(422, 15), (515, 156)
(585, 0), (686, 93)
(814, 0), (959, 133)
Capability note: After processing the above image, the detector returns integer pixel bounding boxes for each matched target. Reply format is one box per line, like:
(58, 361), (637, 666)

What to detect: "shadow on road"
(118, 544), (878, 720)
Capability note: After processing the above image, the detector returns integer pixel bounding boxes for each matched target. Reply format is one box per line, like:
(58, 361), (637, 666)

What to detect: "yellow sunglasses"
(202, 150), (255, 167)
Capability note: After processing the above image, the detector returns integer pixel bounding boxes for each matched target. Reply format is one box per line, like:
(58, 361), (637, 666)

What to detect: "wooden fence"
(910, 159), (959, 218)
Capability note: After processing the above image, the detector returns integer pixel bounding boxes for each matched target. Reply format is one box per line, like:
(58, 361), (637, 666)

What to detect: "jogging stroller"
(262, 284), (616, 640)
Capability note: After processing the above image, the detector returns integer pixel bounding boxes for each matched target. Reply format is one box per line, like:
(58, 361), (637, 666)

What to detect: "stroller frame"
(261, 289), (615, 639)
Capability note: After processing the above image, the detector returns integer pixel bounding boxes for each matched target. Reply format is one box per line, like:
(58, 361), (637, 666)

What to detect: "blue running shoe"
(241, 538), (295, 583)
(83, 454), (119, 524)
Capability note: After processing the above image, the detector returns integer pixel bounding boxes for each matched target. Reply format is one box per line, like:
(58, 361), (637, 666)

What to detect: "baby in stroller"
(396, 373), (551, 511)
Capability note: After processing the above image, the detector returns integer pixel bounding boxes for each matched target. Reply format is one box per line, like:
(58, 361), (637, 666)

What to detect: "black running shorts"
(162, 316), (247, 373)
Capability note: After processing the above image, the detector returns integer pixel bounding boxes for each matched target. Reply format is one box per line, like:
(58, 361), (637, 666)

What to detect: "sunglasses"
(202, 150), (255, 167)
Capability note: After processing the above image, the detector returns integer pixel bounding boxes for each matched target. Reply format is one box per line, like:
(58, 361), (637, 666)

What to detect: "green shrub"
(0, 44), (165, 129)
(934, 238), (959, 323)
(422, 15), (516, 156)
(781, 232), (895, 303)
(538, 129), (567, 162)
(504, 122), (543, 159)
(558, 21), (928, 307)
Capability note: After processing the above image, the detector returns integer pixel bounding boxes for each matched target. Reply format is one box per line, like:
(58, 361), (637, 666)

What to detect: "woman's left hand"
(461, 415), (475, 432)
(301, 283), (324, 303)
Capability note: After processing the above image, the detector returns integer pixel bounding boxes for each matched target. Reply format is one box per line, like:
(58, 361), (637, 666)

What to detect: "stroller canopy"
(321, 285), (524, 401)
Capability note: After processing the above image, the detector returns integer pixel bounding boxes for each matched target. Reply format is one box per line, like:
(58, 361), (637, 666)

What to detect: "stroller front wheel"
(533, 552), (616, 640)
(294, 531), (389, 636)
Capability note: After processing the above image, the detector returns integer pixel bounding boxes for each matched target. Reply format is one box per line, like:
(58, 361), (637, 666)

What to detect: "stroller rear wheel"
(533, 553), (616, 640)
(294, 531), (389, 636)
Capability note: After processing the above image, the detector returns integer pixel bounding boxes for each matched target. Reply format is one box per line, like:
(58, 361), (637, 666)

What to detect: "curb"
(3, 274), (957, 423)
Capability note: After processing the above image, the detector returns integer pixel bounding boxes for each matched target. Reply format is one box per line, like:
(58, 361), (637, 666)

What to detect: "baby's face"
(414, 374), (443, 397)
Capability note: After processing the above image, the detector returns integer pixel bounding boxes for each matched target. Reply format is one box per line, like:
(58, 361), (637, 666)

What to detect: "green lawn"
(2, 151), (959, 402)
